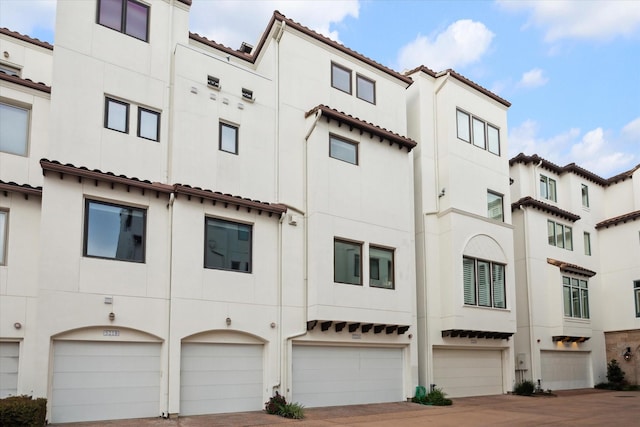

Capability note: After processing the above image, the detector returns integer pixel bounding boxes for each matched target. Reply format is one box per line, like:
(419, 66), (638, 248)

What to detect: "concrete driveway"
(51, 389), (640, 426)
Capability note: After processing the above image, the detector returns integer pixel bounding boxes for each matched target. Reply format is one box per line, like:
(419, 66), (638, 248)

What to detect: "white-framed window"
(0, 210), (7, 265)
(584, 232), (591, 256)
(0, 101), (29, 156)
(331, 62), (352, 94)
(0, 63), (21, 77)
(219, 122), (238, 154)
(581, 184), (589, 207)
(137, 107), (160, 141)
(487, 191), (504, 222)
(356, 74), (375, 104)
(456, 108), (500, 155)
(563, 276), (589, 319)
(369, 246), (394, 289)
(540, 174), (557, 201)
(97, 0), (150, 42)
(329, 134), (358, 165)
(635, 280), (640, 317)
(84, 199), (146, 262)
(334, 238), (362, 285)
(463, 257), (506, 309)
(548, 219), (573, 250)
(204, 217), (252, 272)
(104, 97), (129, 133)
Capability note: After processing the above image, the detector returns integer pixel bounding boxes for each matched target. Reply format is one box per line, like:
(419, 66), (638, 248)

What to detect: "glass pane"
(220, 123), (237, 153)
(477, 260), (491, 306)
(463, 257), (476, 305)
(369, 246), (393, 289)
(98, 0), (123, 31)
(571, 288), (580, 318)
(492, 264), (506, 308)
(584, 232), (591, 255)
(330, 136), (357, 164)
(565, 226), (573, 251)
(556, 223), (564, 248)
(125, 0), (149, 41)
(563, 286), (572, 316)
(487, 125), (500, 154)
(106, 99), (128, 132)
(456, 110), (470, 142)
(334, 240), (361, 285)
(549, 178), (557, 201)
(0, 211), (6, 264)
(331, 64), (351, 93)
(635, 289), (640, 317)
(472, 117), (486, 148)
(0, 103), (29, 156)
(540, 176), (548, 199)
(138, 108), (159, 141)
(85, 201), (145, 262)
(581, 289), (589, 318)
(581, 184), (589, 207)
(205, 218), (252, 272)
(487, 192), (503, 221)
(547, 220), (555, 246)
(356, 75), (375, 103)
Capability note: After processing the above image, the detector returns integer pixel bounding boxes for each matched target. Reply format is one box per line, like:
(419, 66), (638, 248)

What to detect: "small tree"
(606, 359), (625, 386)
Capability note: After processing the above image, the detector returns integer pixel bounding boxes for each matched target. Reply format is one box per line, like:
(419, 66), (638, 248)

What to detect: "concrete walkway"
(52, 389), (640, 426)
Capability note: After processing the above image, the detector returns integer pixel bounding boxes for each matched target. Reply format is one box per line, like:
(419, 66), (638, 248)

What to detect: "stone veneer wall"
(605, 330), (640, 385)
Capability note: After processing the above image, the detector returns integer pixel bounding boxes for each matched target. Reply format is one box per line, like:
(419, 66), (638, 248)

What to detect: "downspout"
(164, 192), (175, 417)
(533, 160), (543, 199)
(520, 205), (537, 383)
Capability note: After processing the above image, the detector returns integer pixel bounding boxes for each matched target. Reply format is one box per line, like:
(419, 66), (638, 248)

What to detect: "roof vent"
(239, 42), (253, 54)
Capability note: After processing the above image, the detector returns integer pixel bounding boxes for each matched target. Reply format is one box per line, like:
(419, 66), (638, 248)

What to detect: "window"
(581, 184), (589, 207)
(104, 97), (129, 133)
(137, 107), (160, 141)
(207, 75), (220, 89)
(487, 191), (504, 221)
(0, 63), (20, 77)
(635, 281), (640, 317)
(369, 246), (394, 289)
(329, 135), (357, 165)
(97, 0), (149, 42)
(204, 217), (252, 272)
(540, 175), (557, 201)
(563, 276), (589, 319)
(0, 102), (29, 156)
(334, 239), (361, 285)
(331, 63), (352, 94)
(84, 200), (146, 262)
(463, 257), (506, 308)
(584, 232), (591, 256)
(548, 220), (573, 250)
(241, 88), (254, 101)
(0, 210), (6, 265)
(456, 109), (500, 155)
(356, 74), (375, 103)
(219, 122), (238, 154)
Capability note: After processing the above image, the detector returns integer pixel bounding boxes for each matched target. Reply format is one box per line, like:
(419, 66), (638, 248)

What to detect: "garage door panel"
(541, 351), (590, 390)
(433, 349), (503, 398)
(53, 371), (160, 389)
(180, 383), (261, 400)
(181, 369), (261, 386)
(54, 355), (159, 372)
(0, 342), (19, 398)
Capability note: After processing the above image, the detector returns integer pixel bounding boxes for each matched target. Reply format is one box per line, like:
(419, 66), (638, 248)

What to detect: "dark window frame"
(334, 238), (362, 286)
(0, 100), (30, 156)
(329, 134), (358, 165)
(219, 121), (239, 154)
(547, 219), (573, 250)
(0, 209), (7, 266)
(137, 106), (160, 141)
(635, 280), (640, 318)
(331, 62), (352, 94)
(97, 0), (150, 42)
(581, 184), (590, 207)
(584, 232), (591, 256)
(563, 276), (589, 319)
(356, 73), (376, 104)
(487, 190), (504, 222)
(540, 174), (557, 201)
(463, 256), (507, 309)
(369, 245), (395, 289)
(104, 97), (130, 133)
(456, 108), (500, 156)
(204, 217), (253, 273)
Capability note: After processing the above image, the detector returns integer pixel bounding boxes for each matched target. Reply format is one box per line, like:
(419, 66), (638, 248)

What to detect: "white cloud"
(396, 19), (494, 72)
(517, 68), (548, 89)
(0, 0), (56, 41)
(508, 120), (636, 177)
(498, 0), (640, 42)
(621, 117), (640, 140)
(189, 0), (359, 49)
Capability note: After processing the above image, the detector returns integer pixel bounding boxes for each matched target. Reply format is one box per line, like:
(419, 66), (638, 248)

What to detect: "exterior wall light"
(108, 312), (115, 321)
(623, 347), (632, 361)
(226, 317), (232, 326)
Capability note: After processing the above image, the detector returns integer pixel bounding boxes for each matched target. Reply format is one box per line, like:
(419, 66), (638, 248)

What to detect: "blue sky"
(1, 0), (639, 177)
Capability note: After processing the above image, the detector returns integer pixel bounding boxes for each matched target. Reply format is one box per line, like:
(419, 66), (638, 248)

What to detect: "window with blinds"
(463, 257), (506, 309)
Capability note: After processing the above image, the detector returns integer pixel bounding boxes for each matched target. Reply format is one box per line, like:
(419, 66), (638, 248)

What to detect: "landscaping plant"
(412, 386), (452, 406)
(264, 391), (305, 419)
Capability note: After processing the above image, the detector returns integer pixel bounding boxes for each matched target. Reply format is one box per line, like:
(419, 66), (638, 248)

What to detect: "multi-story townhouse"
(406, 67), (516, 397)
(510, 154), (640, 390)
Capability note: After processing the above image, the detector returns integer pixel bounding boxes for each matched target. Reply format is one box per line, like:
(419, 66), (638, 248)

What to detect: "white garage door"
(541, 351), (591, 390)
(433, 348), (504, 397)
(292, 346), (403, 407)
(0, 342), (19, 398)
(180, 343), (263, 415)
(51, 341), (161, 423)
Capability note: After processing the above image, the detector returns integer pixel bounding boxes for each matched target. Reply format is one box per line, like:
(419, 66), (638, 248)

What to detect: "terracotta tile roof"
(547, 258), (596, 277)
(305, 104), (417, 151)
(0, 27), (53, 50)
(595, 210), (640, 229)
(0, 70), (51, 93)
(190, 11), (413, 86)
(509, 153), (639, 186)
(0, 180), (42, 197)
(511, 196), (581, 222)
(174, 185), (287, 216)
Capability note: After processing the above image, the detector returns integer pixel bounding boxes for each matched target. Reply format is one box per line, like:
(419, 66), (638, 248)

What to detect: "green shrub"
(606, 359), (626, 386)
(412, 387), (452, 406)
(264, 392), (305, 419)
(0, 395), (47, 427)
(513, 380), (535, 396)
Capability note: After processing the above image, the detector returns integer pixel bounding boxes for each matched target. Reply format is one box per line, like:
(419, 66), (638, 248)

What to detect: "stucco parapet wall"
(510, 153), (639, 186)
(0, 27), (53, 50)
(0, 180), (42, 197)
(189, 11), (413, 86)
(547, 258), (596, 277)
(173, 184), (287, 217)
(305, 105), (417, 152)
(404, 66), (511, 107)
(511, 196), (581, 223)
(0, 70), (51, 94)
(595, 210), (640, 229)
